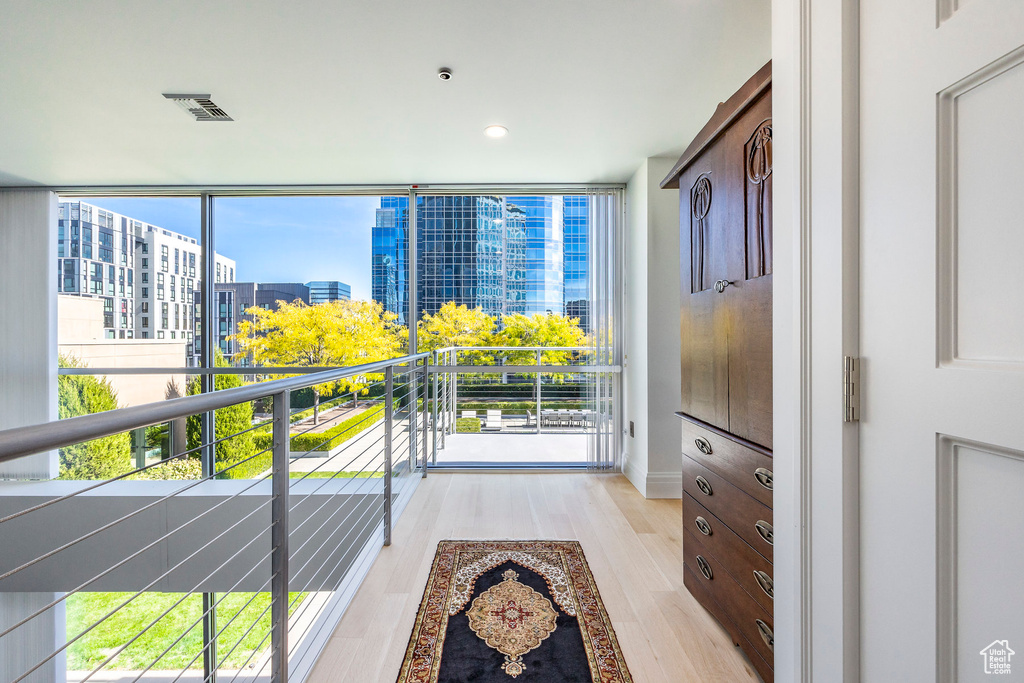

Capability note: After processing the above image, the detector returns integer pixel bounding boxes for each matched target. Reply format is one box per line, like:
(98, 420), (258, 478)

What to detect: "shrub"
(129, 457), (204, 480)
(186, 352), (254, 478)
(58, 354), (132, 480)
(456, 418), (481, 433)
(455, 401), (585, 412)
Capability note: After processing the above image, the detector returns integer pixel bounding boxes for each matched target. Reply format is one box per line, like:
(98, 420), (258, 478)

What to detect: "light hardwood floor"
(307, 473), (762, 683)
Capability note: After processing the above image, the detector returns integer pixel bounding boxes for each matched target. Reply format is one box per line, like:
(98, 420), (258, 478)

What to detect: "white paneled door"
(860, 1), (1024, 681)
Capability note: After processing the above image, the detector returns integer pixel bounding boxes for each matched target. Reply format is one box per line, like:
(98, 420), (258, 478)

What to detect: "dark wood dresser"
(662, 61), (774, 683)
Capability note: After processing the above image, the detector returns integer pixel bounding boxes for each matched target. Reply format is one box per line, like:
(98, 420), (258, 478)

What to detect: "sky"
(77, 196), (380, 300)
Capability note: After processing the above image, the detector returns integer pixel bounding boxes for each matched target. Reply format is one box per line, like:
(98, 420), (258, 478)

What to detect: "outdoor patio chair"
(483, 410), (502, 432)
(525, 410), (536, 427)
(461, 410), (477, 419)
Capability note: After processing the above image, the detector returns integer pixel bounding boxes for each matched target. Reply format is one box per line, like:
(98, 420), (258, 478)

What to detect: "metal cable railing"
(423, 346), (620, 465)
(0, 353), (429, 683)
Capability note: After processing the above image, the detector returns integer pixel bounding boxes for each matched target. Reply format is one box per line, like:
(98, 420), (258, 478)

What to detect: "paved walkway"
(291, 403), (373, 435)
(433, 432), (587, 465)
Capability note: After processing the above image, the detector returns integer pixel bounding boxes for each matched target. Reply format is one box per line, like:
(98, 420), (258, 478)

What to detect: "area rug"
(396, 540), (633, 683)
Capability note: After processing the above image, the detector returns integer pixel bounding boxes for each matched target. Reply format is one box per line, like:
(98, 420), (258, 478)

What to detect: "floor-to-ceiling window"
(39, 186), (620, 683)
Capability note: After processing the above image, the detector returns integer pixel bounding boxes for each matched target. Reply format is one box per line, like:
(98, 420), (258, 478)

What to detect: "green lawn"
(66, 591), (305, 671)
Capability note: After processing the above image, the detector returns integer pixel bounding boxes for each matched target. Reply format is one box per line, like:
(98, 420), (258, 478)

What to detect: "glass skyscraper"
(371, 195), (588, 328)
(372, 196), (410, 323)
(562, 195), (590, 330)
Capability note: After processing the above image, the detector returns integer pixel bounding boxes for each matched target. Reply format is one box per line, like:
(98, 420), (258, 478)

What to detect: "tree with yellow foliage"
(416, 302), (496, 363)
(231, 299), (405, 424)
(492, 312), (590, 370)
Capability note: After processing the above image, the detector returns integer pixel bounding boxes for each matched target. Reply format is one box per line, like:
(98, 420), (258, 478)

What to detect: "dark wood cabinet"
(663, 61), (774, 682)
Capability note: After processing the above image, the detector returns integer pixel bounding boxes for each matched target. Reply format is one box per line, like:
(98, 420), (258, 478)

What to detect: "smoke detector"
(163, 94), (234, 122)
(438, 68), (453, 81)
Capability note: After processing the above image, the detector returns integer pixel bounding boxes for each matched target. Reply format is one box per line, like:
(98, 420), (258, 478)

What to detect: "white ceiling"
(0, 0), (771, 187)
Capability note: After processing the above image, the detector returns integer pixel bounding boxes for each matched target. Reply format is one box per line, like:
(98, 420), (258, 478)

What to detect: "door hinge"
(843, 356), (860, 422)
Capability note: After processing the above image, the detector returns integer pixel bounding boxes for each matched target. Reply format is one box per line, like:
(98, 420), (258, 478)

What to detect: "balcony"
(0, 348), (636, 683)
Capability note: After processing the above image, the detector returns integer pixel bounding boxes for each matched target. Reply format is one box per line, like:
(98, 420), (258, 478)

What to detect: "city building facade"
(57, 200), (235, 362)
(211, 282), (312, 362)
(371, 195), (588, 328)
(306, 280), (351, 304)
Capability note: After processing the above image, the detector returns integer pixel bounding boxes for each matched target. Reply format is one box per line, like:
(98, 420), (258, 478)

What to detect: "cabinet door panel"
(725, 89), (774, 450)
(679, 152), (730, 429)
(727, 273), (773, 448)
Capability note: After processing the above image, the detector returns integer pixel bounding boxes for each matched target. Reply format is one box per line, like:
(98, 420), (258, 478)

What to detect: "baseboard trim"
(621, 451), (649, 496)
(645, 471), (683, 499)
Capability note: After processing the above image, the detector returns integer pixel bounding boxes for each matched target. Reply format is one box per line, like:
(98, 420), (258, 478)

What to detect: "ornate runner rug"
(396, 540), (633, 683)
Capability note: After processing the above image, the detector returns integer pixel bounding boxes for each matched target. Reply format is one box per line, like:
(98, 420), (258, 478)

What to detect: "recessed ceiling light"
(484, 125), (508, 138)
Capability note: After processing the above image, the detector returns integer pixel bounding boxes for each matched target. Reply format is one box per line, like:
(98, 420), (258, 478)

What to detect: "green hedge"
(455, 401), (585, 412)
(456, 418), (481, 433)
(220, 404), (387, 480)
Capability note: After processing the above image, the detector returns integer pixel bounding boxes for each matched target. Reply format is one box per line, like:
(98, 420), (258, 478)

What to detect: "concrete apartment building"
(57, 200), (235, 361)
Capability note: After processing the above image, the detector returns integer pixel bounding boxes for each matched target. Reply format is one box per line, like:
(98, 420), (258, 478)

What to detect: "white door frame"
(773, 0), (861, 681)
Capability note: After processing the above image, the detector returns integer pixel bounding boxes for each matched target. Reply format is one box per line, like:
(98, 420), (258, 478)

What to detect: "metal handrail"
(0, 352), (429, 464)
(430, 345), (596, 352)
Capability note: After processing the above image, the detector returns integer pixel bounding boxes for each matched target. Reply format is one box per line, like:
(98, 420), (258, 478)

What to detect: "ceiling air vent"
(163, 94), (234, 122)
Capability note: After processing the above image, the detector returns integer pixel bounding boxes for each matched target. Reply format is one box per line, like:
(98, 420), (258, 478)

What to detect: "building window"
(157, 331), (165, 339)
(102, 298), (114, 328)
(140, 331), (148, 339)
(142, 257), (149, 268)
(141, 302), (149, 313)
(142, 317), (149, 328)
(141, 287), (149, 298)
(142, 243), (149, 254)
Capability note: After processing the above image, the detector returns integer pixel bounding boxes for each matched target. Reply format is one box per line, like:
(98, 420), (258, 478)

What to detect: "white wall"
(623, 157), (682, 498)
(0, 190), (58, 474)
(0, 189), (64, 683)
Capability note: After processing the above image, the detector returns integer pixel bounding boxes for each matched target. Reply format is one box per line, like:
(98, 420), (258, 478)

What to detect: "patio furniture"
(482, 410), (502, 432)
(461, 410), (477, 419)
(525, 410), (536, 428)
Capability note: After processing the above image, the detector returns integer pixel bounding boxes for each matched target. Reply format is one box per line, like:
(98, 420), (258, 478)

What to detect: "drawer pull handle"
(695, 516), (713, 536)
(755, 520), (774, 545)
(753, 570), (774, 599)
(695, 475), (713, 496)
(754, 467), (774, 490)
(696, 555), (713, 580)
(694, 437), (713, 455)
(756, 619), (774, 651)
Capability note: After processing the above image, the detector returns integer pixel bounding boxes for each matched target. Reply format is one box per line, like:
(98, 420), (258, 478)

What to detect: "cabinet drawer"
(682, 456), (773, 560)
(684, 492), (773, 610)
(680, 415), (774, 507)
(684, 565), (774, 683)
(685, 528), (775, 669)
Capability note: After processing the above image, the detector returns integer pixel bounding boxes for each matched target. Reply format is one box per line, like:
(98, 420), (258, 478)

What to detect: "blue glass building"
(305, 280), (351, 304)
(371, 195), (588, 328)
